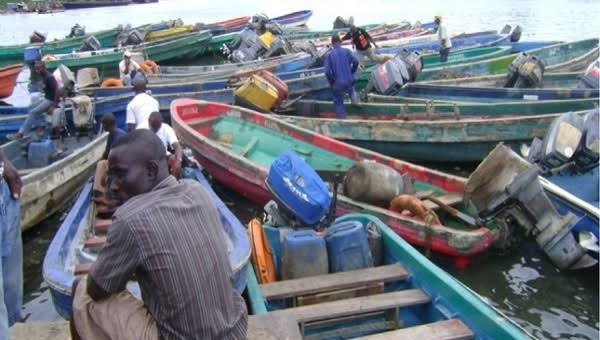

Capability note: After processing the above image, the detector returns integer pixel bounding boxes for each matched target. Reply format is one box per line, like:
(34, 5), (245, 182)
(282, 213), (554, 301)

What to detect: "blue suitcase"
(325, 220), (373, 273)
(282, 230), (329, 280)
(266, 150), (331, 227)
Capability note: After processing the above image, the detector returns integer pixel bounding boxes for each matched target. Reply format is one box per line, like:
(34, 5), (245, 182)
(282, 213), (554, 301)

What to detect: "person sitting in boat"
(119, 50), (142, 86)
(126, 74), (159, 131)
(325, 34), (359, 119)
(13, 60), (60, 140)
(70, 130), (248, 340)
(148, 111), (182, 178)
(0, 149), (23, 339)
(434, 15), (452, 62)
(93, 113), (127, 208)
(342, 17), (384, 65)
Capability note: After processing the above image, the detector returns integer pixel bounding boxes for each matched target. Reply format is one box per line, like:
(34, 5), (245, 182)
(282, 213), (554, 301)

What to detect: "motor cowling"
(78, 35), (101, 52)
(367, 49), (422, 95)
(504, 53), (545, 88)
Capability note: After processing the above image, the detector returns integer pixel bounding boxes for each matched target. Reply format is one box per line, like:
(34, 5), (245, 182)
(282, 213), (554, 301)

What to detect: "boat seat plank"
(272, 289), (430, 323)
(422, 193), (464, 211)
(74, 262), (94, 276)
(83, 236), (106, 249)
(260, 264), (408, 300)
(353, 319), (474, 340)
(93, 218), (112, 233)
(238, 137), (258, 157)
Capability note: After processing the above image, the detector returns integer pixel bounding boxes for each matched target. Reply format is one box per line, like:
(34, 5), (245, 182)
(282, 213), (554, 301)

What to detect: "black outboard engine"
(263, 37), (292, 58)
(68, 24), (86, 38)
(333, 16), (350, 29)
(366, 49), (423, 95)
(572, 109), (600, 168)
(78, 35), (101, 52)
(124, 29), (146, 46)
(228, 28), (266, 62)
(504, 53), (545, 88)
(510, 25), (523, 42)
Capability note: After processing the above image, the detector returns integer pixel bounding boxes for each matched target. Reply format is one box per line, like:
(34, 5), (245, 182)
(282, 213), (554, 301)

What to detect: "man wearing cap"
(119, 50), (142, 86)
(324, 35), (359, 119)
(126, 75), (159, 131)
(342, 17), (383, 65)
(435, 15), (452, 62)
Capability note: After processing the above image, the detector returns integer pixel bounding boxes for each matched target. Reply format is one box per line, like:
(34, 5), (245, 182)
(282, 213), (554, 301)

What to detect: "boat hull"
(0, 64), (23, 98)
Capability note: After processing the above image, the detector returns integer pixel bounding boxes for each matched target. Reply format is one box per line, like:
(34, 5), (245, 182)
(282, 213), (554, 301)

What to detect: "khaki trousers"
(72, 276), (159, 340)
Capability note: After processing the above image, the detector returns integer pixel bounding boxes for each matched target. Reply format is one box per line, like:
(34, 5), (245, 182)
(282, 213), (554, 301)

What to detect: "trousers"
(331, 86), (358, 119)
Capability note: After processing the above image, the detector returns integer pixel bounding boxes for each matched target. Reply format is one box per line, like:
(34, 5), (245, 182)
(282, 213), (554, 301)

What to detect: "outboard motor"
(572, 109), (600, 168)
(577, 60), (599, 89)
(263, 37), (292, 58)
(500, 24), (512, 34)
(504, 53), (545, 88)
(510, 25), (522, 42)
(78, 35), (101, 52)
(333, 16), (350, 29)
(465, 144), (597, 270)
(68, 24), (86, 38)
(539, 111), (584, 169)
(125, 29), (146, 46)
(228, 28), (266, 62)
(366, 49), (423, 95)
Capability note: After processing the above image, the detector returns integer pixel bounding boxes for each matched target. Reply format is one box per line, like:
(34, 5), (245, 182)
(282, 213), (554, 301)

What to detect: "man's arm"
(349, 50), (359, 74)
(0, 149), (21, 200)
(126, 103), (136, 132)
(324, 54), (335, 85)
(86, 275), (111, 301)
(341, 31), (351, 41)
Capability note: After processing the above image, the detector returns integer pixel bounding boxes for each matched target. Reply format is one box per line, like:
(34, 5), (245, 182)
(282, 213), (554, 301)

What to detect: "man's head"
(132, 73), (147, 93)
(434, 15), (442, 24)
(148, 111), (163, 133)
(34, 60), (47, 75)
(331, 34), (341, 46)
(107, 129), (168, 203)
(123, 50), (132, 60)
(100, 113), (117, 132)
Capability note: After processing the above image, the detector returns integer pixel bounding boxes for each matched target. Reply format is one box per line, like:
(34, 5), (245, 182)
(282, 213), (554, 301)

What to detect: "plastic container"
(325, 220), (373, 273)
(256, 70), (288, 107)
(234, 75), (279, 112)
(281, 230), (329, 280)
(28, 139), (54, 168)
(259, 31), (276, 49)
(343, 160), (405, 205)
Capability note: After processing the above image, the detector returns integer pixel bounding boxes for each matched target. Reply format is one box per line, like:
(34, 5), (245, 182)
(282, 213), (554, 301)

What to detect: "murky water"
(3, 0), (599, 338)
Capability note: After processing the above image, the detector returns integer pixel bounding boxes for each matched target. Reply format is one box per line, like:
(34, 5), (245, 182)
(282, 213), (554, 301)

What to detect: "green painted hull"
(419, 71), (583, 88)
(419, 46), (512, 70)
(207, 32), (237, 54)
(246, 213), (529, 339)
(0, 27), (122, 66)
(45, 31), (212, 71)
(357, 38), (599, 87)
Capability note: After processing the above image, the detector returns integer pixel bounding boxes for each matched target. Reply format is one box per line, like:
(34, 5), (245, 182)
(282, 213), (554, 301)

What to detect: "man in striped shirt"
(71, 130), (247, 340)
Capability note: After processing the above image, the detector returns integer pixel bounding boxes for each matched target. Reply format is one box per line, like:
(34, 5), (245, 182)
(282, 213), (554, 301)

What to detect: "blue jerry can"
(325, 220), (374, 273)
(281, 230), (329, 280)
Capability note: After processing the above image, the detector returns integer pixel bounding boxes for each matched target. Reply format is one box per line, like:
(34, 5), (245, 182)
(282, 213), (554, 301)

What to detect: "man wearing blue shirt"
(324, 35), (359, 119)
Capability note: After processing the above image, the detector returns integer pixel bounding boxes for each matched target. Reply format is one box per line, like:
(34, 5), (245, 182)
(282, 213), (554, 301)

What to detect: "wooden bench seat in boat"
(74, 262), (94, 276)
(247, 289), (431, 340)
(260, 264), (408, 301)
(83, 236), (106, 250)
(353, 319), (474, 340)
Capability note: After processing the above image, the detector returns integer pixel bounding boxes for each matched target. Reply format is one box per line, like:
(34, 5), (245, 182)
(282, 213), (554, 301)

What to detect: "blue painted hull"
(511, 40), (562, 53)
(378, 32), (511, 55)
(42, 167), (251, 319)
(270, 10), (313, 27)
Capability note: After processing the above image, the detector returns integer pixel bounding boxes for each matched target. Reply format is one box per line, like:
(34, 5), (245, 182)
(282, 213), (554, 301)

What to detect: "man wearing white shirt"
(126, 76), (159, 131)
(149, 111), (182, 178)
(119, 50), (142, 86)
(434, 15), (452, 62)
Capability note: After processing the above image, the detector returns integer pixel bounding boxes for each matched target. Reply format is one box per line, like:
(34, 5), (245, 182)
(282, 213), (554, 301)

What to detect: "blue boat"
(42, 166), (251, 319)
(246, 213), (531, 339)
(511, 40), (562, 53)
(270, 10), (313, 29)
(378, 31), (513, 55)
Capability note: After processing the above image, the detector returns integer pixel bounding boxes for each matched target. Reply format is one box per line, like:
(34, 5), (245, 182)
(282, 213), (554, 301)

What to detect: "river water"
(2, 0), (599, 338)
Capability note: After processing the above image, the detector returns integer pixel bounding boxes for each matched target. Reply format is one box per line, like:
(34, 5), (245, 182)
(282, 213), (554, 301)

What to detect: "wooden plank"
(83, 236), (106, 250)
(260, 264), (408, 300)
(238, 137), (258, 157)
(9, 322), (70, 340)
(422, 193), (464, 211)
(353, 319), (474, 340)
(295, 282), (383, 306)
(93, 218), (112, 233)
(247, 314), (303, 340)
(273, 289), (430, 323)
(74, 262), (94, 276)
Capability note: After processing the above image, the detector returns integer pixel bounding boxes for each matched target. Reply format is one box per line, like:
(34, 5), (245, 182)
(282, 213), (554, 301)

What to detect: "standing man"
(119, 50), (142, 86)
(126, 75), (159, 131)
(70, 130), (247, 340)
(435, 15), (452, 62)
(325, 35), (359, 119)
(148, 111), (182, 178)
(0, 149), (23, 339)
(342, 17), (383, 64)
(14, 60), (60, 139)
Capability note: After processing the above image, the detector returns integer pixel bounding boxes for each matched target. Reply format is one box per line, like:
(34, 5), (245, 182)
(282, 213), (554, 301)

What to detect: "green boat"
(245, 213), (530, 339)
(418, 46), (512, 69)
(418, 71), (584, 88)
(45, 31), (213, 71)
(357, 38), (599, 87)
(206, 32), (238, 54)
(0, 27), (122, 67)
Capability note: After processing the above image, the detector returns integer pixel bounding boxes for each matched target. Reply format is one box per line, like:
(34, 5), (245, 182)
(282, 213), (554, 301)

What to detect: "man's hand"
(3, 160), (22, 200)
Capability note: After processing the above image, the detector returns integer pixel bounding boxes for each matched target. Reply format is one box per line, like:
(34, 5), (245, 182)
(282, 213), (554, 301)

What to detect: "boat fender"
(143, 60), (160, 74)
(344, 161), (407, 204)
(389, 195), (441, 225)
(510, 25), (522, 42)
(100, 78), (124, 88)
(248, 218), (276, 284)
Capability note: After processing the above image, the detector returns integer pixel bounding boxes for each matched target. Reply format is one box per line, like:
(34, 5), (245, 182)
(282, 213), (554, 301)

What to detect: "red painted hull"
(208, 16), (250, 30)
(172, 99), (497, 262)
(0, 64), (23, 99)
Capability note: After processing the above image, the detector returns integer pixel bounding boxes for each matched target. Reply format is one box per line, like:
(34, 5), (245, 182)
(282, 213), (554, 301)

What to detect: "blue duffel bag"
(266, 150), (331, 227)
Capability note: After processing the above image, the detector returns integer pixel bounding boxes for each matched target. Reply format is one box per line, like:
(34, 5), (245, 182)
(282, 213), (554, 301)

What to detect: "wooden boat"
(511, 40), (562, 53)
(1, 133), (107, 231)
(270, 10), (313, 29)
(171, 99), (509, 266)
(0, 113), (27, 142)
(0, 26), (122, 67)
(144, 24), (198, 42)
(245, 213), (530, 339)
(207, 16), (250, 31)
(0, 64), (23, 98)
(43, 31), (213, 71)
(61, 0), (131, 9)
(420, 71), (584, 88)
(42, 166), (251, 319)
